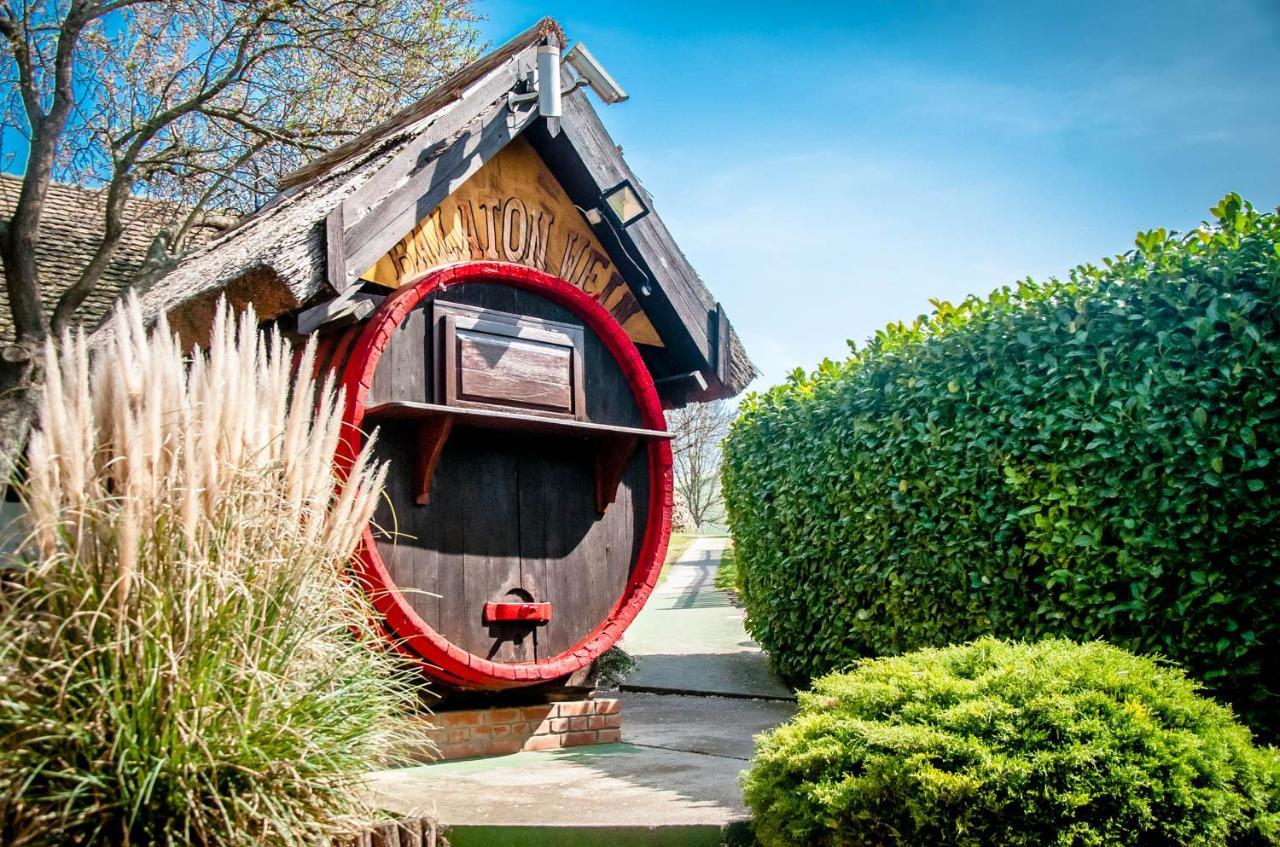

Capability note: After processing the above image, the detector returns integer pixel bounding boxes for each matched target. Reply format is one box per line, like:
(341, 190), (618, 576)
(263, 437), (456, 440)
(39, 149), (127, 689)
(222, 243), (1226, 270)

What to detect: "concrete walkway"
(369, 691), (793, 844)
(368, 536), (795, 846)
(621, 536), (793, 701)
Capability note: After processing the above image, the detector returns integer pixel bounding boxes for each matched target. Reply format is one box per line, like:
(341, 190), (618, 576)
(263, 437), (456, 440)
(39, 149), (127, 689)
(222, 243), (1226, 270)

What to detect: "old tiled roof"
(0, 174), (225, 342)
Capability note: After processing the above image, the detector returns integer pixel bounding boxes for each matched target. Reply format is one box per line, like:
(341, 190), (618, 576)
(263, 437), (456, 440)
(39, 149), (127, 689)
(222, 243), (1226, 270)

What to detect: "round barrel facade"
(324, 262), (673, 690)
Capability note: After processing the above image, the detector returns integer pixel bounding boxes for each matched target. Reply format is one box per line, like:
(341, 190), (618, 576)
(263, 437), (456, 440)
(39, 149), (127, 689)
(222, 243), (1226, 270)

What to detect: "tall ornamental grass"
(0, 296), (420, 846)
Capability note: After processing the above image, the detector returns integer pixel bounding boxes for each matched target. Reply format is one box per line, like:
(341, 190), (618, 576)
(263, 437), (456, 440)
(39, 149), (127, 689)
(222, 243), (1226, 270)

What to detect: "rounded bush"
(744, 638), (1280, 847)
(722, 196), (1280, 732)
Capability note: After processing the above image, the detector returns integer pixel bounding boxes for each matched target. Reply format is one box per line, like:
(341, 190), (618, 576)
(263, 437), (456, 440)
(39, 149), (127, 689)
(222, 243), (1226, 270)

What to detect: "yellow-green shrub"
(744, 638), (1280, 847)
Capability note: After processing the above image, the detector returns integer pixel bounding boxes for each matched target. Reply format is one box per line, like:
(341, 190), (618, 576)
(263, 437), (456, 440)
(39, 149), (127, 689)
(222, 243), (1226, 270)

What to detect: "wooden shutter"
(434, 301), (585, 419)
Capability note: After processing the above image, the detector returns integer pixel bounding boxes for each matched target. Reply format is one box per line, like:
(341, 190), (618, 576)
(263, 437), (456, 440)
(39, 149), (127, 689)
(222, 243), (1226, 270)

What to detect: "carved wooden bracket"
(413, 415), (454, 505)
(595, 434), (638, 513)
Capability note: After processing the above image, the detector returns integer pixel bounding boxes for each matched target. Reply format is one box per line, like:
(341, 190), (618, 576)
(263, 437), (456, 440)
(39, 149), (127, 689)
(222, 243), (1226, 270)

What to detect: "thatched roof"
(126, 19), (558, 346)
(115, 17), (757, 397)
(281, 19), (564, 191)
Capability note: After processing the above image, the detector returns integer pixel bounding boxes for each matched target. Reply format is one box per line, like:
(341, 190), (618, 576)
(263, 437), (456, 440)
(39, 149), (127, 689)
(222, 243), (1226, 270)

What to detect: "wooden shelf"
(365, 401), (672, 512)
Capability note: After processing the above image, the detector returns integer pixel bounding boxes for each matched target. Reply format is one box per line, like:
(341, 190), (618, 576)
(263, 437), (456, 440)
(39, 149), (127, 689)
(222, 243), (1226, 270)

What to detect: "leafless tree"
(0, 0), (479, 486)
(666, 400), (735, 529)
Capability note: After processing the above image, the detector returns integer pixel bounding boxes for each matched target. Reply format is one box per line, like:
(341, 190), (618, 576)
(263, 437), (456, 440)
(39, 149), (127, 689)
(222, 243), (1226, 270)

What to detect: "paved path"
(367, 536), (795, 845)
(369, 691), (793, 839)
(621, 536), (793, 700)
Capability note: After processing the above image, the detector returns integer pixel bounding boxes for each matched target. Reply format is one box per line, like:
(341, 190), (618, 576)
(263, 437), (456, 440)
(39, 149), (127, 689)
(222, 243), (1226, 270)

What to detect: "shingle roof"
(0, 174), (227, 342)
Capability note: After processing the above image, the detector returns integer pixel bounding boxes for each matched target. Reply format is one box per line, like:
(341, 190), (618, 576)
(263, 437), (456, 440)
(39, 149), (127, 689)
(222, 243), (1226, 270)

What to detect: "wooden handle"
(484, 601), (553, 623)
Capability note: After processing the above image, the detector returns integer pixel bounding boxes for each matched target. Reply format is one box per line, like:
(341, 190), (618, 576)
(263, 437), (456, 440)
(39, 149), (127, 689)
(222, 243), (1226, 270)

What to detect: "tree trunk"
(0, 350), (41, 495)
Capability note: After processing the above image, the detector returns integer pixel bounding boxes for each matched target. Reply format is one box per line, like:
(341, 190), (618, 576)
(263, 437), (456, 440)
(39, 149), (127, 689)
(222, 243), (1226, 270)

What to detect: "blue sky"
(481, 0), (1280, 391)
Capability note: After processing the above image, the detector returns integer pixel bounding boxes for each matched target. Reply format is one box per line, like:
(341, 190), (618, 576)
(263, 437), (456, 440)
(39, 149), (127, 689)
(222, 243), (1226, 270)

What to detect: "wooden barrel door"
(326, 262), (673, 690)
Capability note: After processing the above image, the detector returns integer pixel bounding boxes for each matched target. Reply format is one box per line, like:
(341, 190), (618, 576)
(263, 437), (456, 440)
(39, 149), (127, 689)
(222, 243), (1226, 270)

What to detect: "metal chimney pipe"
(537, 44), (562, 119)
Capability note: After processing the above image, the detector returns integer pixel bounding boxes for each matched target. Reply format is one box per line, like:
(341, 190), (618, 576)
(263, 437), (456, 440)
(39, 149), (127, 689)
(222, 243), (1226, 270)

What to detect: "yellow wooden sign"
(361, 137), (662, 347)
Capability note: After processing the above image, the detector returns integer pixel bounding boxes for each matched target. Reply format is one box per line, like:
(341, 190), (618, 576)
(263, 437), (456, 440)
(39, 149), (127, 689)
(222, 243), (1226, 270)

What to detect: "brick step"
(422, 698), (622, 761)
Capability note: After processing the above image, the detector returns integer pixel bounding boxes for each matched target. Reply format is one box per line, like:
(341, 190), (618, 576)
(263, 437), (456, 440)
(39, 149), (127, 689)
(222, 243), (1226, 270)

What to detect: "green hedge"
(743, 638), (1280, 847)
(723, 195), (1280, 731)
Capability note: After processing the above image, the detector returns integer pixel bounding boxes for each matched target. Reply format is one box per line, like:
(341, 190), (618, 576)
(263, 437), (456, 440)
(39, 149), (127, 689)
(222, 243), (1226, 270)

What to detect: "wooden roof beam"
(537, 89), (757, 399)
(325, 45), (544, 291)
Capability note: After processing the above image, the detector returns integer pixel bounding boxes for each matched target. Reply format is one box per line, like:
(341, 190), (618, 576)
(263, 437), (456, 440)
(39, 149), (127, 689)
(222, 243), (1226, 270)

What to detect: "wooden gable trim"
(713, 302), (731, 385)
(530, 89), (753, 399)
(284, 17), (563, 190)
(318, 40), (756, 398)
(324, 45), (543, 291)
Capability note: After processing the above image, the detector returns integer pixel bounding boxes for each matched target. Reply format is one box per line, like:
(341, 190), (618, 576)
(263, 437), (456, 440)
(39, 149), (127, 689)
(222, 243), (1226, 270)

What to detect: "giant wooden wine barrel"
(322, 262), (673, 690)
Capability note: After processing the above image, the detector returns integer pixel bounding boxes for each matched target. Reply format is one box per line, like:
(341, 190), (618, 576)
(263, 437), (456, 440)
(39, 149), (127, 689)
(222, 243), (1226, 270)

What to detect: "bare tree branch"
(0, 0), (482, 488)
(667, 401), (736, 529)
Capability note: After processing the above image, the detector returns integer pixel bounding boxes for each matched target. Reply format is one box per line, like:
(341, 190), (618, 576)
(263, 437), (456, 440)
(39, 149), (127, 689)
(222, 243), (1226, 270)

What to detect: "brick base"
(422, 698), (622, 761)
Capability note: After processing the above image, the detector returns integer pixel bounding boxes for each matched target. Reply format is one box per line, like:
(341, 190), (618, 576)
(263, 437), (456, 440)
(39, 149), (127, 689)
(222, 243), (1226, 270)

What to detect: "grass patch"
(714, 544), (738, 593)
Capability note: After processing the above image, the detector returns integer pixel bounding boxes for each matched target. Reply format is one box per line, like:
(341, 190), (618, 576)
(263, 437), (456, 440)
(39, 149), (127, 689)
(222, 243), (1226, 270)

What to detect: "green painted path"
(621, 536), (793, 701)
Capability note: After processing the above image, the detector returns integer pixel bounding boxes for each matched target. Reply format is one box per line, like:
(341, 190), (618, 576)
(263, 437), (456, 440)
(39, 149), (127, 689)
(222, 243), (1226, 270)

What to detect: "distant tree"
(670, 486), (697, 533)
(0, 0), (479, 487)
(667, 400), (734, 529)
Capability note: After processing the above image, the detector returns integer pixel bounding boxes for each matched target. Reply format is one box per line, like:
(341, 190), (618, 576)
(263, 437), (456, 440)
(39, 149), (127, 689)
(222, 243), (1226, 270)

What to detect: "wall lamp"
(582, 179), (653, 295)
(600, 179), (650, 229)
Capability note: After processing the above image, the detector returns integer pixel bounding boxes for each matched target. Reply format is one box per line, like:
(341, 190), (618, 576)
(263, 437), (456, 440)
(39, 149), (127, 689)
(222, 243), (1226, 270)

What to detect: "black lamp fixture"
(581, 179), (654, 296)
(600, 179), (650, 228)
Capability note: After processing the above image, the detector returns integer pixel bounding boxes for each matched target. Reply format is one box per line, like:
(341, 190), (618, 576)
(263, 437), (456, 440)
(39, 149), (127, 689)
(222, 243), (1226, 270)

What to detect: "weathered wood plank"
(714, 301), (731, 385)
(325, 203), (347, 293)
(367, 304), (426, 407)
(295, 290), (382, 336)
(458, 358), (574, 412)
(364, 401), (670, 441)
(516, 446), (550, 661)
(542, 443), (593, 657)
(338, 100), (541, 287)
(371, 422), (440, 627)
(432, 439), (466, 654)
(394, 817), (424, 847)
(461, 436), (526, 663)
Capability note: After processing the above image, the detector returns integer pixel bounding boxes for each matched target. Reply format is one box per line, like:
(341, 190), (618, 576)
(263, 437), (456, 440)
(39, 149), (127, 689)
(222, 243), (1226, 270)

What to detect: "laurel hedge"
(743, 638), (1280, 847)
(723, 195), (1280, 733)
